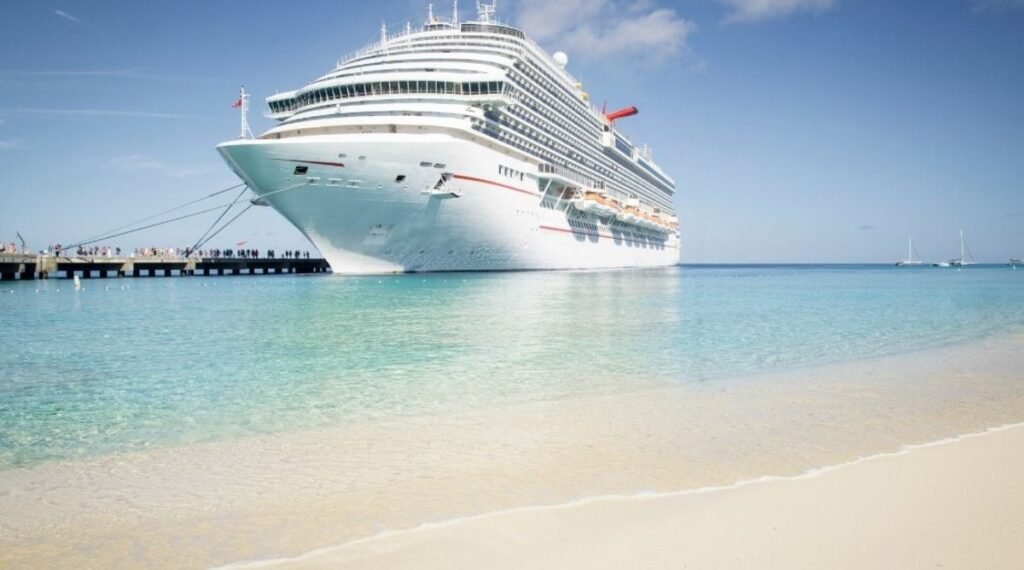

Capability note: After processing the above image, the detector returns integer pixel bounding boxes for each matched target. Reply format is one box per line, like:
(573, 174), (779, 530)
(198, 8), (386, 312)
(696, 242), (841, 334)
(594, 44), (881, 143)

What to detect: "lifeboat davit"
(572, 190), (617, 218)
(617, 206), (643, 227)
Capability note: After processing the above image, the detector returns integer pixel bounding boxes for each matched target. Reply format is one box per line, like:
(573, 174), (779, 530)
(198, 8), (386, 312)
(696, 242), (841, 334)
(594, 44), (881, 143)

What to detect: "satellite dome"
(553, 51), (569, 67)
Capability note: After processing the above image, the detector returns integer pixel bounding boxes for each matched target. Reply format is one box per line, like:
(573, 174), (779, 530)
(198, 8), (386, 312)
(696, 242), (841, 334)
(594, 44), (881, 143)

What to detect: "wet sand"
(2, 333), (1023, 568)
(267, 424), (1024, 570)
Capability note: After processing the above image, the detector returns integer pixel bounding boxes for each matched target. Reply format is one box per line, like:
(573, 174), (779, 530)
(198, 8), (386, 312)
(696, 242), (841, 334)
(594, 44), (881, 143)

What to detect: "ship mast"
(960, 229), (965, 263)
(238, 86), (253, 140)
(476, 1), (497, 23)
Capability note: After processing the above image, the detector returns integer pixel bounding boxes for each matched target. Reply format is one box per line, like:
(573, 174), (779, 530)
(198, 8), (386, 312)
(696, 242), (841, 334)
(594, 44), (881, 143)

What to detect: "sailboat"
(895, 237), (923, 266)
(934, 229), (975, 268)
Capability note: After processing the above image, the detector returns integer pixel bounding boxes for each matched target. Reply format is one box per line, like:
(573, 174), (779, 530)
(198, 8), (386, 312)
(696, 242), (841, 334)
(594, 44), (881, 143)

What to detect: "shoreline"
(4, 324), (1022, 474)
(219, 421), (1024, 569)
(2, 331), (1023, 568)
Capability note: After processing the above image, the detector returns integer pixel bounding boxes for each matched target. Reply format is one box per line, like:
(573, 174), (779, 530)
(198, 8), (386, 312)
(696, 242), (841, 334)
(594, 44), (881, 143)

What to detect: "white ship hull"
(218, 133), (680, 274)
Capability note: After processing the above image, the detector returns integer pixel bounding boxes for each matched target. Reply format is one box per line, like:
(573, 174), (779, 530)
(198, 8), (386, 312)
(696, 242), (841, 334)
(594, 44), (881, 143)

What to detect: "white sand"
(3, 334), (1023, 568)
(264, 423), (1024, 570)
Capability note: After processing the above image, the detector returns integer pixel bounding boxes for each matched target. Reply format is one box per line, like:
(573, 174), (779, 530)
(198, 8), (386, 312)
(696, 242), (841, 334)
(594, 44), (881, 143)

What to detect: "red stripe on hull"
(452, 174), (539, 197)
(539, 225), (677, 249)
(275, 159), (346, 168)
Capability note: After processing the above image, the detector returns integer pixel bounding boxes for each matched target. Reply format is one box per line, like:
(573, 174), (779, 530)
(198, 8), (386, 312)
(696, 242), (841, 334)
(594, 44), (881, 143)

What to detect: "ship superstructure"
(218, 2), (680, 273)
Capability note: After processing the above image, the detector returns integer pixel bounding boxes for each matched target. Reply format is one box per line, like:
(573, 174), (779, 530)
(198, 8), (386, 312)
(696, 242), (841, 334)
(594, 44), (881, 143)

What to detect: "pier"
(0, 254), (330, 280)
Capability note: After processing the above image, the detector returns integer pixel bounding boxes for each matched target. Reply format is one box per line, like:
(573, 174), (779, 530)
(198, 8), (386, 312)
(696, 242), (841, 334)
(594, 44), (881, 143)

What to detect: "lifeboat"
(572, 190), (618, 218)
(570, 192), (600, 214)
(617, 206), (643, 226)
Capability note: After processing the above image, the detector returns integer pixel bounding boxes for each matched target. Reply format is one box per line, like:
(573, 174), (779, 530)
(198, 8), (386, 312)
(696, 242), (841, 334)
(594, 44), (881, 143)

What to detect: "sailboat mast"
(960, 229), (965, 262)
(908, 237), (913, 262)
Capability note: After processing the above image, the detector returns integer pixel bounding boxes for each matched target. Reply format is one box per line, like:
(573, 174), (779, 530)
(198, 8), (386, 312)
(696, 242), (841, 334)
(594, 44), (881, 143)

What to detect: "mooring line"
(72, 182), (246, 247)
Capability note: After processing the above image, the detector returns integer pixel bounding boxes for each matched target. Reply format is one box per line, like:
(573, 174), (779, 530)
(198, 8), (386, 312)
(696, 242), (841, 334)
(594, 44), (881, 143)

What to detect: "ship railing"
(264, 87), (516, 119)
(264, 109), (295, 119)
(537, 163), (597, 189)
(519, 37), (607, 120)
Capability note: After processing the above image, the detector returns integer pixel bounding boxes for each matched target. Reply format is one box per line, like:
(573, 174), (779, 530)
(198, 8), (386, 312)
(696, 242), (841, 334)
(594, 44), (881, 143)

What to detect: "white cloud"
(972, 0), (1024, 12)
(51, 9), (81, 23)
(4, 108), (194, 119)
(718, 0), (837, 23)
(514, 0), (696, 61)
(109, 154), (208, 178)
(168, 166), (212, 179)
(0, 69), (221, 82)
(110, 154), (166, 171)
(0, 138), (25, 150)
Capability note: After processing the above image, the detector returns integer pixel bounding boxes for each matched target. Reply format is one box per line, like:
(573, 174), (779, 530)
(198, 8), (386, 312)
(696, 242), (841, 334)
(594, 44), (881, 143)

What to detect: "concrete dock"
(0, 254), (330, 280)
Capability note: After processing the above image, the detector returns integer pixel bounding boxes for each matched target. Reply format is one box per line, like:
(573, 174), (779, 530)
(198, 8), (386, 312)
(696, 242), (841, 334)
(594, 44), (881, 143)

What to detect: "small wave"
(211, 421), (1024, 569)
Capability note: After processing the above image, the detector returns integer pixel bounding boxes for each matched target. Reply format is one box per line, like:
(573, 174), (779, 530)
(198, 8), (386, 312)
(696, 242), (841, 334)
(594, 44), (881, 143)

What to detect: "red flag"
(231, 98), (242, 108)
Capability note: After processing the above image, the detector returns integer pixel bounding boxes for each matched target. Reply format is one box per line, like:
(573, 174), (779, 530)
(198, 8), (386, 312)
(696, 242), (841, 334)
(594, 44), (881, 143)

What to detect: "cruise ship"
(217, 2), (681, 273)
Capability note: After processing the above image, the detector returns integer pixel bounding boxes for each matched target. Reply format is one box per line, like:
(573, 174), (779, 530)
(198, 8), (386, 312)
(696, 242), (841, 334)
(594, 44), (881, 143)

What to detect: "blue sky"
(1, 0), (1022, 262)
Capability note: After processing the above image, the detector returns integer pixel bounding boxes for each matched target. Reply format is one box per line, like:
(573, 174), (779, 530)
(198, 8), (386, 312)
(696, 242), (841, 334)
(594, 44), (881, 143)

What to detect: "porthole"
(395, 174), (406, 182)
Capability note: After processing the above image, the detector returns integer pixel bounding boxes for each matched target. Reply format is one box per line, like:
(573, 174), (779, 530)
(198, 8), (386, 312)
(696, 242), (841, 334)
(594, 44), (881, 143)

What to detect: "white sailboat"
(934, 229), (975, 268)
(895, 237), (923, 266)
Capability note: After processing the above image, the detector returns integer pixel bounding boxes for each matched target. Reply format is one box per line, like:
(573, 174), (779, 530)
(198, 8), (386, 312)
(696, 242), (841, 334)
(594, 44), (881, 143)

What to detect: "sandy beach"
(235, 423), (1024, 570)
(2, 332), (1024, 568)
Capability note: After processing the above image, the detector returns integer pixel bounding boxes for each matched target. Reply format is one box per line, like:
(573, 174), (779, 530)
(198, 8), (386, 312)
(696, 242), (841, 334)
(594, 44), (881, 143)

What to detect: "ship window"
(419, 161), (432, 167)
(307, 177), (320, 185)
(390, 81), (398, 93)
(395, 175), (406, 182)
(327, 178), (341, 186)
(400, 81), (409, 92)
(433, 163), (446, 169)
(293, 165), (308, 175)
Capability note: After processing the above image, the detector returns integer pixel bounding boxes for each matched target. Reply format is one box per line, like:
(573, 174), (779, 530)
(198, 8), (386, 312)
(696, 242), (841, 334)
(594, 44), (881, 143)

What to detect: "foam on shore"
(2, 332), (1023, 568)
(213, 422), (1024, 569)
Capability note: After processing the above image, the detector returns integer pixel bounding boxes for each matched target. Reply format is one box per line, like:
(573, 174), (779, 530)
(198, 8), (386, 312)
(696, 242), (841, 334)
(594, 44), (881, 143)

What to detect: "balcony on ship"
(537, 163), (598, 190)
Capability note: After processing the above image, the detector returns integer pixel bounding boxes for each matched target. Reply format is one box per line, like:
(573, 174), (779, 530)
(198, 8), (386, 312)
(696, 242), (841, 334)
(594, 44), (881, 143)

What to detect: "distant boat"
(895, 237), (923, 266)
(934, 229), (976, 268)
(1010, 258), (1022, 269)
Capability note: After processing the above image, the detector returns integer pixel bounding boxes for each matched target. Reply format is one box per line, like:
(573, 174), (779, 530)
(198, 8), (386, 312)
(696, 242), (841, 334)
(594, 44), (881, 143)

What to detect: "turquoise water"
(1, 265), (1023, 469)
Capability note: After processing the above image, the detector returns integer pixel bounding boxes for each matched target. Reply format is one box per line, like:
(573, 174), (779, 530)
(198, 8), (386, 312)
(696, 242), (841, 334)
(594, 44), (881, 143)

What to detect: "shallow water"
(1, 264), (1023, 469)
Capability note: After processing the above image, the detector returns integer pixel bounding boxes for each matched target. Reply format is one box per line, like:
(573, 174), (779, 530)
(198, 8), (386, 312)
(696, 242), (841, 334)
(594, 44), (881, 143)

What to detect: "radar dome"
(553, 51), (569, 67)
